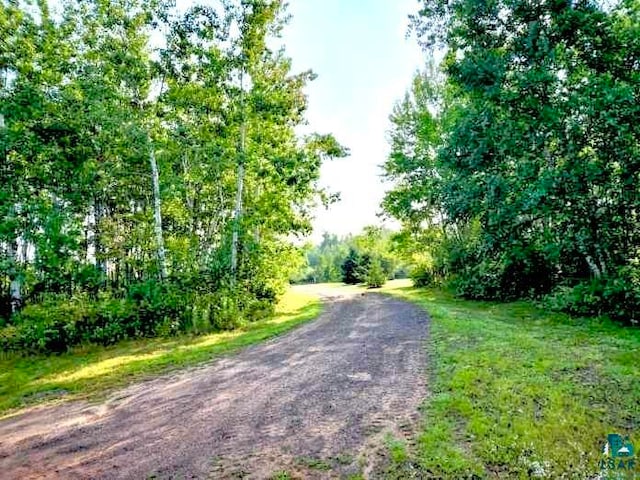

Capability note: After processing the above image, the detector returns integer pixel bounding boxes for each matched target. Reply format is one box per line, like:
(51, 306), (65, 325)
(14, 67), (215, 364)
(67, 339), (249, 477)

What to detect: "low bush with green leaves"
(408, 262), (435, 287)
(544, 265), (640, 326)
(0, 275), (285, 355)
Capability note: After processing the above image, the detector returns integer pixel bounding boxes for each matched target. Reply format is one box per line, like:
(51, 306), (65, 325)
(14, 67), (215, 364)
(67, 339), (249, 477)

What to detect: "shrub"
(365, 256), (387, 288)
(8, 297), (92, 353)
(543, 283), (604, 317)
(0, 324), (18, 352)
(410, 263), (436, 287)
(0, 288), (184, 354)
(0, 273), (284, 355)
(448, 249), (555, 301)
(544, 265), (640, 326)
(190, 289), (242, 332)
(341, 248), (365, 284)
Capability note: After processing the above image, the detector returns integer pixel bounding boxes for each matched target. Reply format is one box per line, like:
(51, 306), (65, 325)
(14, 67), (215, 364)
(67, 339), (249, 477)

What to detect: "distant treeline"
(292, 228), (408, 288)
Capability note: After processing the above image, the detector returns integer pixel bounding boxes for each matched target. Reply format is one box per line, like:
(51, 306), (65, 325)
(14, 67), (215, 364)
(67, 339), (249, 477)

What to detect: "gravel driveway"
(0, 289), (428, 479)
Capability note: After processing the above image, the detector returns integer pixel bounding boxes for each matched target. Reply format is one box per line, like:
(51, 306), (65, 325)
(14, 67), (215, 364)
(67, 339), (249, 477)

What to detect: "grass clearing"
(376, 280), (640, 479)
(0, 287), (321, 417)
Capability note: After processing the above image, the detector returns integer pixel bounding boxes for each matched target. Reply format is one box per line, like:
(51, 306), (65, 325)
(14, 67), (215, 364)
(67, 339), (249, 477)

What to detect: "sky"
(279, 1), (425, 243)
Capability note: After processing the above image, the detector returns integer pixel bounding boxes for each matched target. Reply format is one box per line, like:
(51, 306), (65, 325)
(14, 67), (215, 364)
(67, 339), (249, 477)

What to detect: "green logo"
(600, 434), (636, 474)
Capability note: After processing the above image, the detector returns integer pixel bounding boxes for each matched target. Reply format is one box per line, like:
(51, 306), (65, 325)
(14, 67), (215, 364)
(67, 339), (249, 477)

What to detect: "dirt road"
(0, 289), (428, 479)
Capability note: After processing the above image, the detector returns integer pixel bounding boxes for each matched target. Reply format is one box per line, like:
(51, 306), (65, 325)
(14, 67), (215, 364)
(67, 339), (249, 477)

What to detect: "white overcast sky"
(280, 0), (425, 243)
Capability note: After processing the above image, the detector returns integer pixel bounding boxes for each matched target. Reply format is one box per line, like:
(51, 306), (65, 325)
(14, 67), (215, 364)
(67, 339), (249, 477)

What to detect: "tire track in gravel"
(0, 289), (429, 479)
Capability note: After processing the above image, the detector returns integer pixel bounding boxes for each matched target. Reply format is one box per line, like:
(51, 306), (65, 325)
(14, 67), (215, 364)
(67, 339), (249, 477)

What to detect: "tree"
(341, 248), (364, 285)
(365, 255), (386, 289)
(383, 0), (640, 322)
(0, 0), (348, 352)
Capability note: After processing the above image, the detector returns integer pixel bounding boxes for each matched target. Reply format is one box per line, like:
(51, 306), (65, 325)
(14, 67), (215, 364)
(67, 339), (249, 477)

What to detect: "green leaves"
(384, 0), (640, 318)
(0, 0), (346, 337)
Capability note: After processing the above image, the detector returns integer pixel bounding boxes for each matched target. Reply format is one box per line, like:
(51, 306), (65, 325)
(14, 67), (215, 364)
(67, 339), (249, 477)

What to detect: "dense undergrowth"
(0, 275), (281, 355)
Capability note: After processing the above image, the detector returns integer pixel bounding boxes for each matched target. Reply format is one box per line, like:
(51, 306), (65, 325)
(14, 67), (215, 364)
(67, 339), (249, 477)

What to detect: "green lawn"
(0, 288), (321, 417)
(378, 280), (640, 479)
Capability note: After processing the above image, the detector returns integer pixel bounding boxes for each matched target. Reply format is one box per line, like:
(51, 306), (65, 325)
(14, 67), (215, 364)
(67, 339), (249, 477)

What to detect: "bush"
(8, 297), (93, 353)
(450, 259), (504, 300)
(127, 281), (186, 335)
(191, 289), (242, 332)
(0, 324), (18, 352)
(410, 263), (437, 287)
(365, 256), (387, 288)
(544, 265), (640, 325)
(341, 248), (365, 284)
(543, 283), (604, 317)
(0, 285), (189, 354)
(0, 272), (285, 355)
(449, 250), (555, 301)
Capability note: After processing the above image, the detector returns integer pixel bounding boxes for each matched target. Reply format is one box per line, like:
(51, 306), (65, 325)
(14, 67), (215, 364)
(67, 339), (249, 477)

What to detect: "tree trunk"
(92, 201), (107, 275)
(231, 72), (247, 278)
(231, 160), (244, 276)
(585, 254), (602, 279)
(7, 240), (21, 313)
(150, 149), (167, 280)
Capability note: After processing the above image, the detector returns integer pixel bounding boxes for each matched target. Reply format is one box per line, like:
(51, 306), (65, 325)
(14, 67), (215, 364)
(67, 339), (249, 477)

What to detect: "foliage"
(409, 263), (435, 288)
(544, 264), (640, 325)
(292, 227), (403, 285)
(0, 0), (346, 353)
(364, 255), (386, 289)
(292, 233), (350, 284)
(341, 248), (366, 285)
(383, 0), (640, 323)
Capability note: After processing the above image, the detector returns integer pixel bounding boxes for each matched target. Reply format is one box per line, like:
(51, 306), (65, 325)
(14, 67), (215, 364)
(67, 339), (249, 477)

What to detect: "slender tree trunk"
(182, 153), (197, 237)
(231, 159), (245, 275)
(7, 240), (21, 313)
(150, 149), (167, 280)
(585, 254), (602, 279)
(20, 236), (28, 264)
(93, 201), (107, 275)
(254, 184), (261, 244)
(231, 71), (247, 278)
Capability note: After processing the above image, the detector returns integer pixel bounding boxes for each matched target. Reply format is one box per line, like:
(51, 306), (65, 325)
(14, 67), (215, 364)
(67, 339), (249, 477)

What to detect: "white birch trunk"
(93, 201), (107, 274)
(231, 71), (247, 277)
(7, 240), (21, 313)
(150, 149), (167, 280)
(585, 254), (602, 279)
(231, 159), (244, 275)
(86, 204), (96, 264)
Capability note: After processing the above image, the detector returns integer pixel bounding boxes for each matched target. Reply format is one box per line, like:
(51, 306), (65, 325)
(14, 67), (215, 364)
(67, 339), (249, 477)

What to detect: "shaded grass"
(376, 280), (640, 479)
(0, 288), (321, 417)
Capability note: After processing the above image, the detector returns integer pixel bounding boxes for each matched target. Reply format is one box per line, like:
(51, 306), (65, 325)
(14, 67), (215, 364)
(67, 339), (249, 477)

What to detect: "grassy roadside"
(0, 287), (321, 417)
(377, 280), (640, 479)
